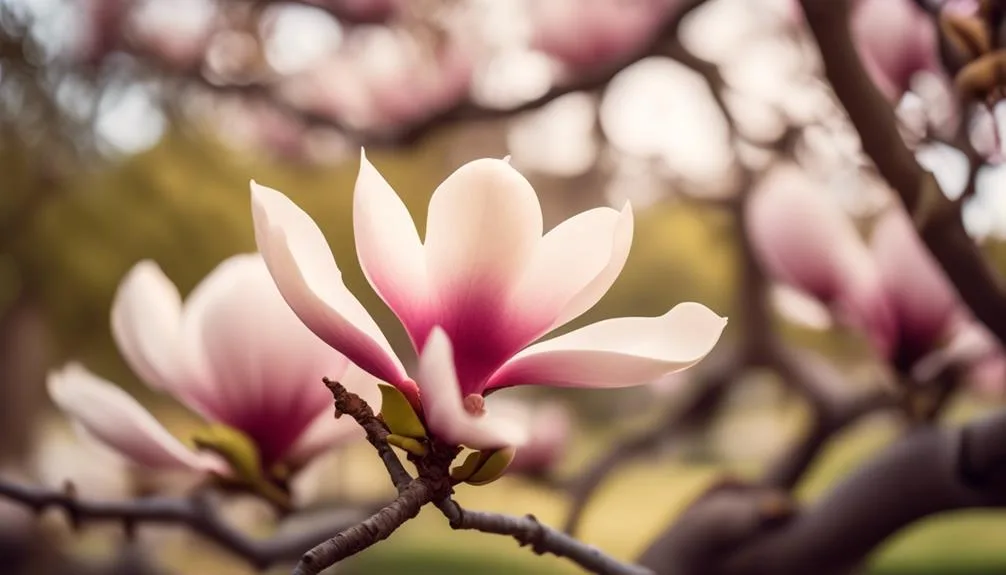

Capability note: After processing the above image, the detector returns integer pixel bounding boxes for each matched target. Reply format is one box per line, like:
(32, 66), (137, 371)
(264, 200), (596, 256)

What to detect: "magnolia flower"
(530, 0), (678, 69)
(745, 166), (896, 356)
(870, 207), (961, 366)
(48, 254), (379, 484)
(851, 0), (941, 101)
(251, 152), (726, 450)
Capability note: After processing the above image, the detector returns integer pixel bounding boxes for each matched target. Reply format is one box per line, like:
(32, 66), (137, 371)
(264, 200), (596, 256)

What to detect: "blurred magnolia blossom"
(746, 165), (896, 356)
(747, 164), (973, 371)
(279, 28), (473, 131)
(850, 0), (941, 102)
(47, 254), (380, 500)
(251, 151), (726, 451)
(529, 0), (680, 69)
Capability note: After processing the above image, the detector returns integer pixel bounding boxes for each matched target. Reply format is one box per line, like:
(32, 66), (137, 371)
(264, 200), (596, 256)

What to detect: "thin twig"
(436, 498), (654, 575)
(324, 377), (413, 491)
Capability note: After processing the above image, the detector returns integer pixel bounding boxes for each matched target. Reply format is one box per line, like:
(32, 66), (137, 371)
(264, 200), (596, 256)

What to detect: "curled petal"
(250, 181), (413, 399)
(47, 364), (221, 472)
(511, 203), (634, 335)
(487, 302), (727, 390)
(353, 150), (430, 346)
(416, 328), (528, 450)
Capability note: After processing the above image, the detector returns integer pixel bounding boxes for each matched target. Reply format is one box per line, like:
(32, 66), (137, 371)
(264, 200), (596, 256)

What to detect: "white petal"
(286, 362), (384, 465)
(510, 204), (634, 335)
(181, 254), (353, 464)
(487, 302), (727, 390)
(770, 284), (834, 330)
(111, 261), (217, 419)
(423, 159), (543, 329)
(353, 150), (430, 346)
(47, 364), (219, 472)
(416, 328), (528, 450)
(250, 181), (411, 395)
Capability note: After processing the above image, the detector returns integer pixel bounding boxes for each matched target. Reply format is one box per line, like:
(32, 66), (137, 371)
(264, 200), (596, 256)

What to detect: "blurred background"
(3, 0), (1006, 573)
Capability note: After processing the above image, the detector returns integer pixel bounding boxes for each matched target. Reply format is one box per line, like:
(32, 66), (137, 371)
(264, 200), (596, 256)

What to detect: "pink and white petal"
(510, 204), (634, 336)
(111, 261), (183, 391)
(770, 284), (834, 331)
(416, 328), (528, 450)
(422, 159), (544, 334)
(486, 302), (727, 390)
(111, 261), (220, 419)
(871, 207), (959, 351)
(250, 181), (410, 395)
(46, 364), (221, 472)
(181, 254), (352, 464)
(745, 166), (876, 305)
(353, 150), (430, 345)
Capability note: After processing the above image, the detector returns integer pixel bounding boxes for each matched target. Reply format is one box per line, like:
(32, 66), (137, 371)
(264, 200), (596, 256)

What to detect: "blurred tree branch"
(0, 479), (373, 571)
(639, 409), (1006, 575)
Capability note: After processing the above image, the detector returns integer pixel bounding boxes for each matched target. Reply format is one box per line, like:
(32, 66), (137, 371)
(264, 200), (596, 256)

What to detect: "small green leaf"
(450, 450), (484, 482)
(387, 433), (428, 456)
(192, 424), (291, 511)
(379, 384), (427, 438)
(466, 446), (517, 486)
(192, 424), (261, 481)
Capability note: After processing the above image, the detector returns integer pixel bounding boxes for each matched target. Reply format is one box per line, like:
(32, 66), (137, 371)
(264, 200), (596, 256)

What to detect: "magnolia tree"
(6, 0), (1006, 574)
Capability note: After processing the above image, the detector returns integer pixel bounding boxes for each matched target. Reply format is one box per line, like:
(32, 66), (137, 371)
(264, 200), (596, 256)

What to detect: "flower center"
(463, 393), (486, 416)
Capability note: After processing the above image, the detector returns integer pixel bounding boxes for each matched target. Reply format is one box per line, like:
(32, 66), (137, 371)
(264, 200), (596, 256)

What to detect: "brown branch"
(765, 348), (900, 489)
(436, 498), (654, 575)
(323, 377), (412, 491)
(639, 408), (1006, 575)
(800, 0), (1006, 347)
(0, 480), (371, 571)
(292, 480), (434, 575)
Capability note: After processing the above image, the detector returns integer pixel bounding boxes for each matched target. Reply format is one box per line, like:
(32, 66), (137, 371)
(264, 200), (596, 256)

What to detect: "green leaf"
(450, 450), (484, 482)
(387, 433), (429, 456)
(379, 384), (427, 439)
(465, 447), (517, 486)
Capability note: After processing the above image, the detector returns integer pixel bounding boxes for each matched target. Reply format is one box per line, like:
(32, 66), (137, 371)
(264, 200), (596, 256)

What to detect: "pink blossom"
(530, 0), (678, 69)
(851, 0), (941, 100)
(280, 33), (472, 130)
(47, 254), (380, 476)
(870, 207), (961, 366)
(745, 166), (896, 356)
(251, 151), (726, 450)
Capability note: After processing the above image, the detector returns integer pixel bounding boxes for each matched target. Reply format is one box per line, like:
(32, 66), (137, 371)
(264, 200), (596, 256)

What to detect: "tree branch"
(639, 408), (1006, 574)
(764, 348), (899, 489)
(323, 378), (412, 491)
(292, 479), (434, 575)
(436, 498), (654, 575)
(0, 480), (370, 571)
(799, 0), (1006, 347)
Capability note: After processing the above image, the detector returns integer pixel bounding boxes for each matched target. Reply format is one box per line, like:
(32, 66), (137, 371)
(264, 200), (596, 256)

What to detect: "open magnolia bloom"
(47, 254), (380, 503)
(251, 151), (726, 452)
